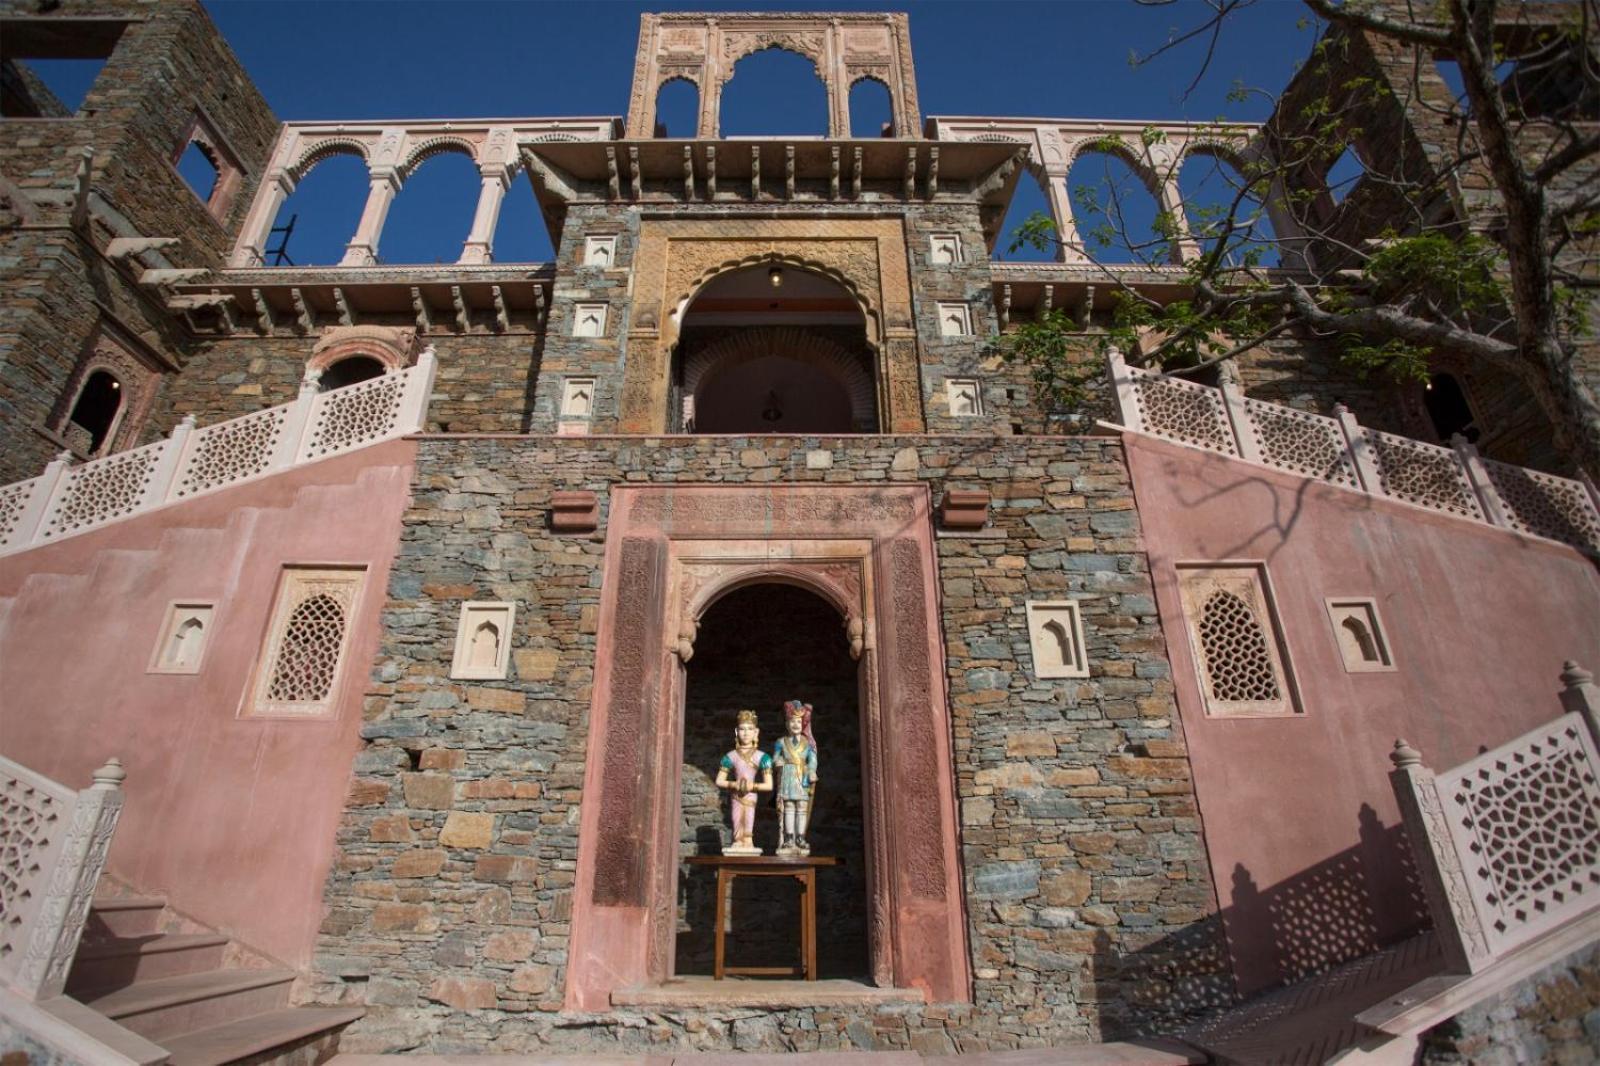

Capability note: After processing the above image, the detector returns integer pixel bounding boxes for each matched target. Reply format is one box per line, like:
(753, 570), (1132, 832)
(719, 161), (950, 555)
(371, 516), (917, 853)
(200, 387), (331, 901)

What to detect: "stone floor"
(328, 1044), (1204, 1066)
(609, 978), (925, 1009)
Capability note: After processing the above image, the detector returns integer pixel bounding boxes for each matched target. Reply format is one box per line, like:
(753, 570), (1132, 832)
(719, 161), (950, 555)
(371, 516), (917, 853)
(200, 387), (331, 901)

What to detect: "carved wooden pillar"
(341, 166), (401, 267)
(459, 167), (510, 265)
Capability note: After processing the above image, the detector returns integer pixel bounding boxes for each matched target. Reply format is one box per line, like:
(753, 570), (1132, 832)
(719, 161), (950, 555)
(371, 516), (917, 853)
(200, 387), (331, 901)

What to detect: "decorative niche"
(451, 601), (516, 680)
(559, 376), (597, 435)
(936, 302), (972, 337)
(1176, 563), (1300, 717)
(929, 234), (963, 265)
(946, 378), (983, 417)
(148, 602), (215, 674)
(584, 235), (618, 267)
(1026, 601), (1090, 679)
(572, 303), (609, 338)
(1325, 598), (1395, 673)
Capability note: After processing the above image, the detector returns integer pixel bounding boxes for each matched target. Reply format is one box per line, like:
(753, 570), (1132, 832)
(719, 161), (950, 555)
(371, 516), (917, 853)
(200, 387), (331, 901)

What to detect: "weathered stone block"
(427, 976), (496, 1010)
(440, 811), (495, 849)
(401, 773), (455, 810)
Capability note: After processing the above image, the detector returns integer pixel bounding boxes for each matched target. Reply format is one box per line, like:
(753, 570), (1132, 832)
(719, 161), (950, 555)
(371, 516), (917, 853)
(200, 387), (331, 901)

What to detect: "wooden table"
(684, 855), (841, 980)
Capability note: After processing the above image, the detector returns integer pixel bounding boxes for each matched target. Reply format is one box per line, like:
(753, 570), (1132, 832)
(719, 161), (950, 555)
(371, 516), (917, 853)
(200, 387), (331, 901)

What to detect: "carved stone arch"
(682, 327), (878, 430)
(721, 34), (829, 83)
(657, 70), (701, 90)
(1067, 136), (1164, 200)
(527, 133), (580, 143)
(288, 138), (370, 182)
(1180, 137), (1253, 173)
(308, 326), (418, 377)
(690, 564), (857, 627)
(398, 136), (478, 180)
(668, 254), (882, 353)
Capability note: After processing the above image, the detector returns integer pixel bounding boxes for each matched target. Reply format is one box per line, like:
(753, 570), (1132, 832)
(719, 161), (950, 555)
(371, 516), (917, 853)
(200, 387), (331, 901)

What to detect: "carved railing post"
(399, 346), (439, 433)
(1560, 660), (1600, 750)
(1105, 348), (1142, 432)
(273, 370), (323, 470)
(1452, 434), (1509, 528)
(1333, 404), (1383, 496)
(1386, 740), (1493, 975)
(1219, 381), (1261, 463)
(5, 758), (127, 1000)
(148, 414), (197, 505)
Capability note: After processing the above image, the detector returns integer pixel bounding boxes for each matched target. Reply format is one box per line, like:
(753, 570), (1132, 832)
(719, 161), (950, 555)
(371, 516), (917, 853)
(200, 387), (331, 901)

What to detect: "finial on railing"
(1390, 738), (1423, 769)
(181, 413), (197, 428)
(91, 757), (126, 790)
(55, 450), (73, 464)
(1561, 660), (1594, 690)
(418, 343), (438, 364)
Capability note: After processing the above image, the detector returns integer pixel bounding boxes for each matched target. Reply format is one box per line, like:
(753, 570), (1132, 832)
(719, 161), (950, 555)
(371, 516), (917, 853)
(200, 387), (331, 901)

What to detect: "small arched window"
(319, 355), (387, 392)
(67, 369), (124, 454)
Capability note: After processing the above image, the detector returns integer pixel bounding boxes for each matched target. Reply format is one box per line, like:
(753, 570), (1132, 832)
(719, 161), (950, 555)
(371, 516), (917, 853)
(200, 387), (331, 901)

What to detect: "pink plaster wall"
(1123, 432), (1600, 996)
(0, 441), (415, 968)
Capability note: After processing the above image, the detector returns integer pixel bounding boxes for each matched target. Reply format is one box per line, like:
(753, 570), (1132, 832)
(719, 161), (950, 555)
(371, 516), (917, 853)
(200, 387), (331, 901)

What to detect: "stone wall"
(1421, 941), (1600, 1065)
(308, 432), (1224, 1054)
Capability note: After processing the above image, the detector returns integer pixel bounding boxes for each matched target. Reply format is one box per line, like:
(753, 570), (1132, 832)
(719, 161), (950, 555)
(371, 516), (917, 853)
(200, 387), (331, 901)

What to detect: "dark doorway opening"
(67, 369), (122, 453)
(677, 583), (868, 980)
(320, 356), (387, 391)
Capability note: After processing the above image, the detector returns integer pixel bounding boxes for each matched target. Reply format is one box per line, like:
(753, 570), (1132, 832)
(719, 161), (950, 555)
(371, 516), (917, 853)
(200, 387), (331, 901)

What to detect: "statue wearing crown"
(715, 709), (773, 855)
(772, 700), (819, 857)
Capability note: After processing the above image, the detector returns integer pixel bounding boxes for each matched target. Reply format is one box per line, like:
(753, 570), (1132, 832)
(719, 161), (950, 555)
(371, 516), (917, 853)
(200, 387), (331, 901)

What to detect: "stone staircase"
(68, 892), (363, 1065)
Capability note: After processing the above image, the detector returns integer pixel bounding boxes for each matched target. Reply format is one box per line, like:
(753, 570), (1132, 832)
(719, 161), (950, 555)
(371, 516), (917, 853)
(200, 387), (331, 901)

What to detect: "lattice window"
(248, 568), (363, 718)
(0, 773), (63, 963)
(0, 479), (39, 549)
(1483, 459), (1600, 554)
(41, 441), (165, 538)
(1242, 399), (1360, 488)
(1440, 717), (1600, 954)
(1177, 565), (1296, 716)
(174, 406), (289, 497)
(1365, 430), (1483, 520)
(298, 373), (405, 461)
(1131, 373), (1239, 456)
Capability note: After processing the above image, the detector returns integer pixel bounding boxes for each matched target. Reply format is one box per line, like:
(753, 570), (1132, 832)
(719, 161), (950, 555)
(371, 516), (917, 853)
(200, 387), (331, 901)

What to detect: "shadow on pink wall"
(1123, 431), (1600, 997)
(0, 441), (416, 968)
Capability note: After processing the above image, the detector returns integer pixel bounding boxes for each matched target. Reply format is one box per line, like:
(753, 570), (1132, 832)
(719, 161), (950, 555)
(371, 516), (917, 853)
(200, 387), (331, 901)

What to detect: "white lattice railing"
(1106, 349), (1600, 555)
(0, 756), (127, 1000)
(1388, 662), (1600, 974)
(0, 349), (436, 558)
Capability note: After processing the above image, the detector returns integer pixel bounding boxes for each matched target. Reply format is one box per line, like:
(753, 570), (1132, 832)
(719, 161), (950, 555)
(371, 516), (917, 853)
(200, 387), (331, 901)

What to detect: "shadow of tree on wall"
(1089, 804), (1432, 1039)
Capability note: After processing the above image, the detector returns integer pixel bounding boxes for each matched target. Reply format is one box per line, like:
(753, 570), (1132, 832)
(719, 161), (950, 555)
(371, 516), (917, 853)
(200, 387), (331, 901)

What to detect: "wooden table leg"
(714, 867), (727, 981)
(804, 868), (817, 981)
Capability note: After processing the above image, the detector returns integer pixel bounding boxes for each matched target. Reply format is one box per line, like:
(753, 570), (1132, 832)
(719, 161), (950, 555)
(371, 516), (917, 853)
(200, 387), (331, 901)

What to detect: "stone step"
(67, 932), (230, 995)
(82, 968), (295, 1042)
(84, 896), (168, 939)
(159, 1006), (367, 1066)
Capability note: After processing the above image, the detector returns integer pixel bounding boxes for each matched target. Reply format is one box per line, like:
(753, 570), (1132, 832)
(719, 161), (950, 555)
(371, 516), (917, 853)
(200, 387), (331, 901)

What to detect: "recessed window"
(946, 378), (982, 418)
(1026, 601), (1089, 679)
(149, 602), (215, 675)
(246, 567), (364, 718)
(929, 234), (962, 265)
(584, 235), (618, 267)
(0, 19), (125, 118)
(450, 602), (516, 680)
(1325, 599), (1394, 673)
(572, 302), (608, 338)
(937, 302), (972, 337)
(320, 355), (388, 392)
(1177, 564), (1298, 717)
(65, 369), (123, 455)
(173, 111), (243, 220)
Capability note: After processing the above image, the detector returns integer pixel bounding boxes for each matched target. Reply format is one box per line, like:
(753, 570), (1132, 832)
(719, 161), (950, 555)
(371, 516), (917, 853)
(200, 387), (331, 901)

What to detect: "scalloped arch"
(1179, 138), (1253, 172)
(289, 138), (369, 181)
(670, 254), (880, 350)
(682, 326), (877, 430)
(721, 37), (827, 84)
(399, 136), (478, 178)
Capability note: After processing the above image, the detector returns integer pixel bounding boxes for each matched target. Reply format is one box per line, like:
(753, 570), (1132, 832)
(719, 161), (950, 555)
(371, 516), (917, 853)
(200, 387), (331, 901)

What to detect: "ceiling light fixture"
(768, 266), (783, 288)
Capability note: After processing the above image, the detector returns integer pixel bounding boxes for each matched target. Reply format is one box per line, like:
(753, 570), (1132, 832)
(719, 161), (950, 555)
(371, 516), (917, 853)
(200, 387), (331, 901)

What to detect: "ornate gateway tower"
(1, 4), (1598, 1063)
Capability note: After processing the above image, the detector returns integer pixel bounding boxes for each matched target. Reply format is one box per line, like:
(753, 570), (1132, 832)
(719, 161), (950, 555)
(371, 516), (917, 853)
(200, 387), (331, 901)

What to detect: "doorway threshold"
(612, 977), (924, 1009)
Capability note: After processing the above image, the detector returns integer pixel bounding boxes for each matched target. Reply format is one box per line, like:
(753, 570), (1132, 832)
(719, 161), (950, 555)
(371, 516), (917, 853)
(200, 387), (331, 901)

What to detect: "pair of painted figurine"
(715, 700), (818, 857)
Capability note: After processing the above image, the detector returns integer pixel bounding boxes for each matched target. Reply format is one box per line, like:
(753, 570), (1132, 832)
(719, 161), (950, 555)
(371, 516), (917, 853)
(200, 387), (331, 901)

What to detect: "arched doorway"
(672, 264), (879, 433)
(319, 355), (387, 391)
(65, 369), (123, 455)
(677, 583), (869, 979)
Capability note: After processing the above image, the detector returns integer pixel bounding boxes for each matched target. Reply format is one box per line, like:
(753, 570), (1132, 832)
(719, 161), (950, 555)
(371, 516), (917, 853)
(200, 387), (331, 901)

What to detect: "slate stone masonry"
(310, 432), (1225, 1055)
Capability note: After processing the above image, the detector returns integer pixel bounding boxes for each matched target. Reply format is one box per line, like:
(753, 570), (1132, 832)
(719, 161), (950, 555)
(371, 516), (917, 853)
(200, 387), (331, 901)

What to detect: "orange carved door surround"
(565, 484), (970, 1008)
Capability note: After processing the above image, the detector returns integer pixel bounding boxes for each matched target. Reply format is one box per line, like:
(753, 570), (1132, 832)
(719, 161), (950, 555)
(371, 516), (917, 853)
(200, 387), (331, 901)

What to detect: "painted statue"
(772, 699), (818, 857)
(715, 709), (773, 855)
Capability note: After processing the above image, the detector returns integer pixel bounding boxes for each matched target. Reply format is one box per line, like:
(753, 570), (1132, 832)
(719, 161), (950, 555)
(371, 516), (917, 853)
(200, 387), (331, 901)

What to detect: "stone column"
(230, 169), (296, 268)
(1042, 166), (1087, 264)
(697, 21), (721, 138)
(459, 167), (510, 265)
(341, 165), (401, 267)
(1160, 177), (1201, 264)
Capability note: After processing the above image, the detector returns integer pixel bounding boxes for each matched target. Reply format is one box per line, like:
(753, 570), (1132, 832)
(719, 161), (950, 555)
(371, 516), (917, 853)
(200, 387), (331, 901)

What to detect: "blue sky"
(35, 1), (1320, 264)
